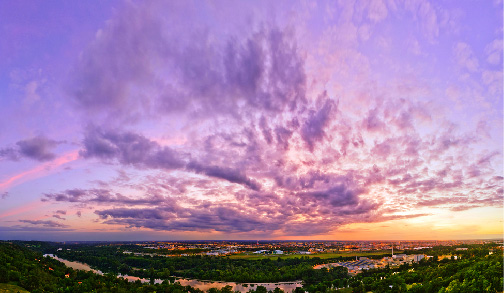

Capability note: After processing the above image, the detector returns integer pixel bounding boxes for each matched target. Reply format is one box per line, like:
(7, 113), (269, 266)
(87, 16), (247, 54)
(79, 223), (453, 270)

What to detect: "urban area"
(1, 239), (502, 292)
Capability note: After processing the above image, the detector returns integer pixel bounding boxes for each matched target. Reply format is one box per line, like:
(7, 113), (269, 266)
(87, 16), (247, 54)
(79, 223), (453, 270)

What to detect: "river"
(43, 254), (303, 292)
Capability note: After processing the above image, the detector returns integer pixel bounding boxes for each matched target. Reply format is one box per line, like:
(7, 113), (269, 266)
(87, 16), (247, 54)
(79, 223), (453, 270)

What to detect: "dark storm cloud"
(0, 136), (61, 162)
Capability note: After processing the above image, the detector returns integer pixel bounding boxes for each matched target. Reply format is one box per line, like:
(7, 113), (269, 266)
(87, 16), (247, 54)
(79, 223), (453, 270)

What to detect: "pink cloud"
(0, 150), (79, 191)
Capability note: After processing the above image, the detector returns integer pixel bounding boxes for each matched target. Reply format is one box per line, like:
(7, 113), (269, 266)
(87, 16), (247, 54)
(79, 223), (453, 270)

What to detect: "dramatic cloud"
(60, 8), (501, 234)
(0, 0), (501, 239)
(80, 126), (185, 169)
(186, 162), (262, 191)
(68, 1), (308, 124)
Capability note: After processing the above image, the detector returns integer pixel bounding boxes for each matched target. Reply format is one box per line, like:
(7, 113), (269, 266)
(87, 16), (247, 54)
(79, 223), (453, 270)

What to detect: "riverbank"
(43, 254), (303, 292)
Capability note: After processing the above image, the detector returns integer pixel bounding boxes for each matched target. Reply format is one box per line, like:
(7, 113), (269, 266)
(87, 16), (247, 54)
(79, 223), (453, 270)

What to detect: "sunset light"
(0, 0), (502, 242)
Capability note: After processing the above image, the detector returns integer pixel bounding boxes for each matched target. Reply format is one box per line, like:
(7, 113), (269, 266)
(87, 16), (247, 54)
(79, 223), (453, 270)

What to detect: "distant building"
(455, 248), (468, 251)
(413, 254), (424, 262)
(392, 254), (407, 260)
(274, 250), (284, 254)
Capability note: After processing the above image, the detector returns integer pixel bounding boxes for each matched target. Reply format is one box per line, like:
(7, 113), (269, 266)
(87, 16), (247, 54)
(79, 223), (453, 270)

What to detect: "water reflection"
(43, 254), (303, 292)
(44, 254), (103, 275)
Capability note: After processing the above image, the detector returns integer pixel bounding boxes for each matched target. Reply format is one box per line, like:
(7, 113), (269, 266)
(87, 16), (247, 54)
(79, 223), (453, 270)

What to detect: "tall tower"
(392, 244), (394, 257)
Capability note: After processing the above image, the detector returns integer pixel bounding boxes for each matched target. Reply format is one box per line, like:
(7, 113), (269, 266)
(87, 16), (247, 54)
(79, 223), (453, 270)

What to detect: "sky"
(0, 0), (502, 242)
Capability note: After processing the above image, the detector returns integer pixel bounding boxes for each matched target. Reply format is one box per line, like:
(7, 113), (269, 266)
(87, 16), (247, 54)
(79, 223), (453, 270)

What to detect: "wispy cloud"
(0, 0), (501, 239)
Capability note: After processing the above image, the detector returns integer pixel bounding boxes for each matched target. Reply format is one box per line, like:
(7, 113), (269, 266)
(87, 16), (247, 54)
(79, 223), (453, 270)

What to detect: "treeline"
(0, 242), (231, 293)
(9, 241), (503, 292)
(51, 244), (348, 283)
(297, 244), (503, 293)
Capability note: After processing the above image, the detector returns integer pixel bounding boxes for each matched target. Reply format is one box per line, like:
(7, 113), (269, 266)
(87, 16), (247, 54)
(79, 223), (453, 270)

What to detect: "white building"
(413, 254), (425, 262)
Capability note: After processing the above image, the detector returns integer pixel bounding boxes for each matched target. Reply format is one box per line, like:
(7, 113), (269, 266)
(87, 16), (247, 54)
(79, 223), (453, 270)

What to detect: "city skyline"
(0, 0), (502, 241)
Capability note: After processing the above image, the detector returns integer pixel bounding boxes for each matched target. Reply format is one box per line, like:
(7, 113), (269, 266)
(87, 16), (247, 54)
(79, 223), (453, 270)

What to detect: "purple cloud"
(80, 126), (185, 169)
(301, 97), (338, 152)
(186, 162), (261, 191)
(19, 219), (69, 228)
(0, 135), (61, 162)
(42, 188), (165, 205)
(4, 0), (499, 238)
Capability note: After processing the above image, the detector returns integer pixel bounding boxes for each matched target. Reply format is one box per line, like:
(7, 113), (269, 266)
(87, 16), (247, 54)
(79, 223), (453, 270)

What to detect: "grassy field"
(0, 283), (30, 293)
(228, 250), (400, 260)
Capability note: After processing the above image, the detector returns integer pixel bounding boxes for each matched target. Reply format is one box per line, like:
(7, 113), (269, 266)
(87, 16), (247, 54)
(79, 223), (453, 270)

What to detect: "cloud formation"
(0, 136), (61, 162)
(48, 0), (503, 236)
(19, 219), (69, 228)
(0, 0), (501, 239)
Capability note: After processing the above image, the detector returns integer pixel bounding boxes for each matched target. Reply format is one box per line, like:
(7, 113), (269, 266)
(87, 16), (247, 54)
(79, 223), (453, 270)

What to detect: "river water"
(43, 254), (303, 292)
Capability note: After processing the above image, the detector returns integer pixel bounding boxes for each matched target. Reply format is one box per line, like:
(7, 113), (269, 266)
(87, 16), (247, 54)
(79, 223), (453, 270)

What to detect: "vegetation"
(49, 245), (350, 283)
(2, 241), (502, 293)
(0, 283), (30, 293)
(299, 243), (503, 293)
(0, 242), (207, 292)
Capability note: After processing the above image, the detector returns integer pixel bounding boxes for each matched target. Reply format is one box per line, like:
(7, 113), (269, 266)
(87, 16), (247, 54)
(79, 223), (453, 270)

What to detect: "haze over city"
(0, 0), (502, 242)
